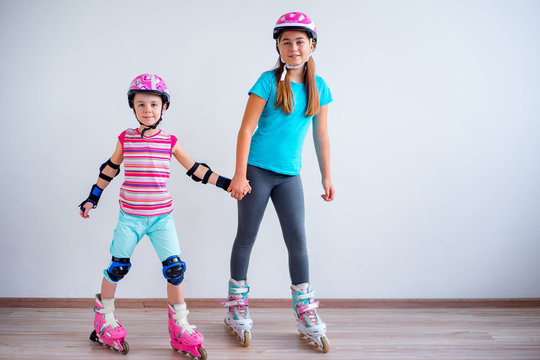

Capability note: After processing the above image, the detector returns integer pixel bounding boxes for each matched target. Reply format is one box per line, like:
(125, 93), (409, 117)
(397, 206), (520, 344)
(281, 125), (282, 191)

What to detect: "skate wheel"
(120, 341), (130, 355)
(242, 331), (251, 347)
(89, 330), (98, 343)
(320, 336), (330, 353)
(198, 347), (207, 360)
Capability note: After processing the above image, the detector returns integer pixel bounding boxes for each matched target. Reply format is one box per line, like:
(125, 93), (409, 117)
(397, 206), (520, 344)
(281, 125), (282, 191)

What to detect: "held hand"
(228, 175), (252, 200)
(79, 202), (94, 219)
(321, 179), (335, 202)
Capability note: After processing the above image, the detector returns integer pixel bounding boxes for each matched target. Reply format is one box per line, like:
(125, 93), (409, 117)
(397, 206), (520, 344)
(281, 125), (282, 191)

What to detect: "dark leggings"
(230, 165), (309, 285)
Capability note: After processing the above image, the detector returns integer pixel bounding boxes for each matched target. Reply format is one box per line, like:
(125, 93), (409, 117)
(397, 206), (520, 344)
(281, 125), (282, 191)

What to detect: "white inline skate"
(221, 279), (252, 346)
(291, 283), (330, 353)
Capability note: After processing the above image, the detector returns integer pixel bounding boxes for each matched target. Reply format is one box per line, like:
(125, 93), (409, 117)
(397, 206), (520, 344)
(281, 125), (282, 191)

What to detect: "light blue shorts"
(104, 210), (181, 282)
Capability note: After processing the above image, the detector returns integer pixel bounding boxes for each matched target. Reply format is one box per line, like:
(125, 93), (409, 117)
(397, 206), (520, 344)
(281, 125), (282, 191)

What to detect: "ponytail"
(304, 57), (320, 117)
(274, 62), (295, 115)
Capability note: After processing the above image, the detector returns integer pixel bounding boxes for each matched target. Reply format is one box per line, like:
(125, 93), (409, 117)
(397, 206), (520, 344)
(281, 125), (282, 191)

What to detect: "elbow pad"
(98, 159), (121, 182)
(186, 162), (213, 184)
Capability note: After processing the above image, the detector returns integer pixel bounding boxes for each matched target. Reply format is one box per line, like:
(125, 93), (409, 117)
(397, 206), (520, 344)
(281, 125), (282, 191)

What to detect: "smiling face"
(277, 30), (314, 67)
(132, 92), (166, 127)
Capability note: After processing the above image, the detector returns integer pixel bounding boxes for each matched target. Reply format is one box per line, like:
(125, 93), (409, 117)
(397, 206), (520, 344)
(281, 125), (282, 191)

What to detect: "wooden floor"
(1, 307), (540, 360)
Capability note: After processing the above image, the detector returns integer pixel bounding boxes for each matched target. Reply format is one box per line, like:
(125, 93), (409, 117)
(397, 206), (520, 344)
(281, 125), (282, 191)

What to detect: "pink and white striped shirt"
(118, 128), (178, 216)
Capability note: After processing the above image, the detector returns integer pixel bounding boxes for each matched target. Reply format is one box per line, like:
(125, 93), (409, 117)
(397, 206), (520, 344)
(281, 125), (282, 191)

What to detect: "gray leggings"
(230, 165), (309, 285)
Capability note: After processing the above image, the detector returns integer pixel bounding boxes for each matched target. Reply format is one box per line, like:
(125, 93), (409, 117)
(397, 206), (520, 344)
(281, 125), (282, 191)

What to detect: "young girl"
(79, 74), (236, 359)
(221, 12), (334, 353)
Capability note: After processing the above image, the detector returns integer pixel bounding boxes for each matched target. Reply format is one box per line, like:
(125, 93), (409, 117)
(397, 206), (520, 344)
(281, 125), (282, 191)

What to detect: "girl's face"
(277, 30), (314, 67)
(133, 92), (166, 126)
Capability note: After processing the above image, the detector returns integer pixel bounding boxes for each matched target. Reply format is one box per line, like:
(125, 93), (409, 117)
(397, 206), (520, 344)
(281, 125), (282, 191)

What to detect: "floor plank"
(1, 307), (539, 359)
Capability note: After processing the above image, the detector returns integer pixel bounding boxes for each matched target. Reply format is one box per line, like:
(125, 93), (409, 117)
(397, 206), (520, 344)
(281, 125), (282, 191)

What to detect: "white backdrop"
(1, 0), (539, 299)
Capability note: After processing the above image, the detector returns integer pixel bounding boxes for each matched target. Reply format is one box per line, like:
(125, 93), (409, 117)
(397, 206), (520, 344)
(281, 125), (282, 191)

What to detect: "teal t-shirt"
(247, 70), (333, 175)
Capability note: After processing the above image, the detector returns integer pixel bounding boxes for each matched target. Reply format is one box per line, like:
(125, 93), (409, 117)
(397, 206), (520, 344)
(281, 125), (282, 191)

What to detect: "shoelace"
(236, 305), (248, 318)
(302, 308), (319, 324)
(295, 290), (320, 325)
(229, 296), (248, 318)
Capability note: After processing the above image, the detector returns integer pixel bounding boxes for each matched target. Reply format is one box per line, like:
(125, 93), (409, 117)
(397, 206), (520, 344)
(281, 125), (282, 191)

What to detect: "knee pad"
(106, 257), (131, 282)
(162, 255), (186, 285)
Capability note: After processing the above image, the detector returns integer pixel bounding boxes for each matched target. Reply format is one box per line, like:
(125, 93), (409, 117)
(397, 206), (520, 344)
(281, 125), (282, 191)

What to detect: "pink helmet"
(127, 74), (170, 109)
(273, 12), (317, 42)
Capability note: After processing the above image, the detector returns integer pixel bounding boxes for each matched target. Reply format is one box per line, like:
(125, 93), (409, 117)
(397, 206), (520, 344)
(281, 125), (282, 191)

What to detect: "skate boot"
(221, 279), (252, 346)
(168, 302), (207, 360)
(291, 283), (330, 353)
(89, 294), (129, 355)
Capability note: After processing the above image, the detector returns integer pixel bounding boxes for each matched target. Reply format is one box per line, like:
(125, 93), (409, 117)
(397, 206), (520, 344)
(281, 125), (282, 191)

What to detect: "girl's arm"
(172, 140), (227, 188)
(80, 141), (124, 218)
(230, 94), (267, 200)
(313, 105), (335, 201)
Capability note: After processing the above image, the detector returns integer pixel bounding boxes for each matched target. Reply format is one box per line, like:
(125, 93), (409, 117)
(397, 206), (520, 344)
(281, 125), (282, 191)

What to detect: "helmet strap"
(279, 38), (313, 82)
(136, 104), (164, 138)
(139, 117), (162, 138)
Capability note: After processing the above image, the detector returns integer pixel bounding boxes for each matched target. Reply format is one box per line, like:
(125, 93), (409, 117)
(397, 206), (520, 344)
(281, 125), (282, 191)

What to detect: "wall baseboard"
(1, 297), (539, 309)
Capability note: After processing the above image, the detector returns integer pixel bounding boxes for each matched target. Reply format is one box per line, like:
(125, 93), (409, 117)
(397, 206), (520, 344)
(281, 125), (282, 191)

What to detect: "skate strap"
(172, 308), (190, 320)
(230, 286), (249, 295)
(94, 305), (115, 314)
(297, 301), (319, 314)
(100, 318), (121, 331)
(221, 298), (249, 308)
(172, 310), (197, 335)
(175, 319), (197, 335)
(296, 291), (315, 301)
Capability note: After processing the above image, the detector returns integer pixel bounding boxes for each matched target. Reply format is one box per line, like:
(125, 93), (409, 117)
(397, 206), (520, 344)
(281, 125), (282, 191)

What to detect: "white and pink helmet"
(273, 12), (317, 42)
(127, 74), (170, 109)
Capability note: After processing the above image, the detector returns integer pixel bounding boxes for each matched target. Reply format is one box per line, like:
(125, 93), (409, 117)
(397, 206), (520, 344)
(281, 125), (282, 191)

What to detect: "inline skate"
(168, 302), (207, 359)
(291, 283), (329, 353)
(221, 279), (252, 346)
(89, 294), (129, 355)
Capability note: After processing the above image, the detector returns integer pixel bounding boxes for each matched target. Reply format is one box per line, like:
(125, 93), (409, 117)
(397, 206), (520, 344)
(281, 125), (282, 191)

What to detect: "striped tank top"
(118, 128), (178, 216)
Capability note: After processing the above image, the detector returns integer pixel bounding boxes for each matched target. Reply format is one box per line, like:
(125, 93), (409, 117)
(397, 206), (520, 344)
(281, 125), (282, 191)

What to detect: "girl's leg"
(271, 176), (329, 352)
(146, 214), (205, 357)
(230, 165), (273, 281)
(167, 282), (185, 304)
(101, 277), (118, 298)
(270, 174), (309, 285)
(146, 212), (185, 303)
(102, 210), (142, 298)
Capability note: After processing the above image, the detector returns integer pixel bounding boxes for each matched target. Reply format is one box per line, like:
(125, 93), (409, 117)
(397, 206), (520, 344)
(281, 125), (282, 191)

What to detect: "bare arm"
(80, 141), (124, 218)
(230, 94), (267, 200)
(172, 140), (223, 187)
(312, 105), (334, 201)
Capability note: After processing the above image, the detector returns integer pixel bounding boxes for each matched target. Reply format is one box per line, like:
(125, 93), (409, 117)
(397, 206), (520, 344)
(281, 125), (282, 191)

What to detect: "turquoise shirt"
(247, 70), (333, 175)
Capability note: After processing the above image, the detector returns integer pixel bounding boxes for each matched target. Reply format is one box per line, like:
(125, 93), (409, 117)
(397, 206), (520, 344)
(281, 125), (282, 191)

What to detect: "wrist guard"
(79, 184), (103, 211)
(216, 176), (231, 191)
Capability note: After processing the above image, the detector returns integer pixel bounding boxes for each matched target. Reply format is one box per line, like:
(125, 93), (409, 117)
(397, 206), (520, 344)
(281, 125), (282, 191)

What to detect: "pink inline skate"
(89, 294), (129, 355)
(168, 302), (207, 359)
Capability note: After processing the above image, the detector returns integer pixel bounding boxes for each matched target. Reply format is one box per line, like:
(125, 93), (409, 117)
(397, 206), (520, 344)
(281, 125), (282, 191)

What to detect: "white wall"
(1, 0), (539, 299)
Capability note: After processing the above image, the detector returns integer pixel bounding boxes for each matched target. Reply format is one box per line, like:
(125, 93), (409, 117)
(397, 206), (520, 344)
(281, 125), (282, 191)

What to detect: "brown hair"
(274, 39), (320, 117)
